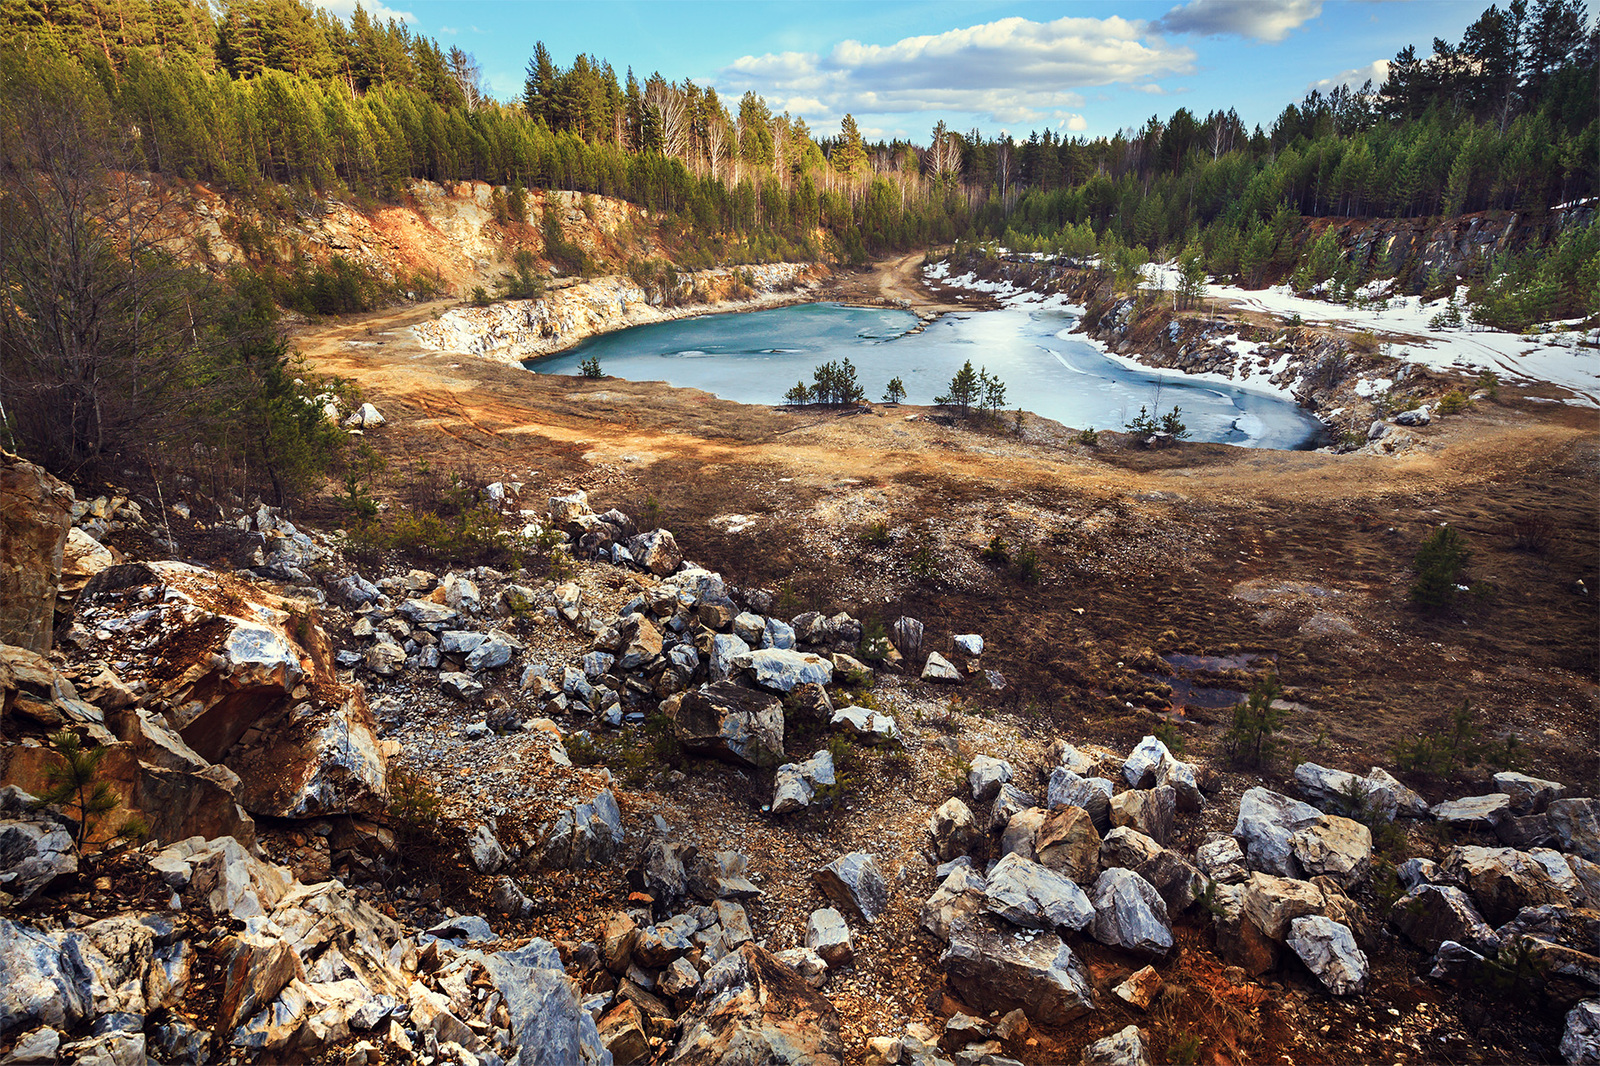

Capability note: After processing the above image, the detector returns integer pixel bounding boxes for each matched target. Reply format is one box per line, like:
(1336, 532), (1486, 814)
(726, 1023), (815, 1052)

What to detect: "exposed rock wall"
(0, 451), (73, 652)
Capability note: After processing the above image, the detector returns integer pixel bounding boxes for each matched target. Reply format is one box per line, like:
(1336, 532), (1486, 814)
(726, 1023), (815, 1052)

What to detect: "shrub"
(858, 520), (891, 547)
(1077, 426), (1099, 446)
(1014, 543), (1041, 584)
(1510, 516), (1553, 554)
(981, 534), (1010, 566)
(1410, 524), (1470, 609)
(579, 355), (603, 379)
(470, 286), (492, 307)
(882, 377), (906, 404)
(1153, 720), (1186, 757)
(1436, 389), (1469, 415)
(1223, 673), (1287, 768)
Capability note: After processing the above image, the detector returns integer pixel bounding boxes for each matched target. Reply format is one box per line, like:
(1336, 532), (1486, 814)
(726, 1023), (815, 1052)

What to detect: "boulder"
(617, 616), (663, 671)
(1080, 1025), (1150, 1066)
(548, 491), (593, 525)
(1233, 787), (1324, 877)
(1289, 816), (1373, 884)
(537, 791), (624, 871)
(772, 750), (836, 815)
(762, 617), (796, 651)
(1113, 966), (1162, 1011)
(969, 755), (1015, 804)
(598, 1001), (651, 1065)
(983, 853), (1095, 933)
(941, 916), (1096, 1026)
(921, 865), (988, 942)
(228, 691), (388, 819)
(1293, 762), (1396, 820)
(1035, 806), (1101, 885)
(364, 642), (406, 678)
(929, 798), (982, 862)
(1550, 799), (1600, 863)
(829, 707), (901, 745)
(709, 633), (750, 682)
(1196, 836), (1249, 885)
(628, 530), (683, 576)
(772, 948), (829, 990)
(1365, 767), (1430, 818)
(1287, 916), (1368, 995)
(0, 452), (73, 652)
(814, 852), (888, 924)
(1122, 736), (1171, 788)
(480, 938), (610, 1066)
(1051, 741), (1094, 776)
(921, 653), (961, 683)
(689, 850), (762, 901)
(1242, 873), (1326, 941)
(669, 943), (843, 1066)
(1100, 826), (1164, 870)
(465, 633), (516, 672)
(634, 914), (698, 968)
(1442, 845), (1569, 925)
(673, 681), (785, 767)
(733, 648), (833, 694)
(1155, 756), (1206, 813)
(1109, 787), (1176, 847)
(890, 617), (924, 656)
(806, 908), (853, 966)
(1490, 809), (1556, 850)
(1562, 1000), (1600, 1065)
(1494, 772), (1566, 814)
(1047, 769), (1113, 833)
(1090, 868), (1173, 958)
(0, 806), (77, 902)
(954, 634), (984, 656)
(1432, 794), (1512, 827)
(1210, 883), (1282, 976)
(999, 807), (1047, 864)
(469, 825), (506, 874)
(1389, 884), (1500, 955)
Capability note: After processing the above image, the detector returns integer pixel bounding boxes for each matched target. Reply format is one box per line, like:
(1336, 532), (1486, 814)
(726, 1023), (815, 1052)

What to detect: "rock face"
(1287, 916), (1368, 995)
(942, 916), (1095, 1026)
(1090, 868), (1173, 959)
(672, 682), (784, 767)
(0, 452), (73, 653)
(670, 943), (843, 1066)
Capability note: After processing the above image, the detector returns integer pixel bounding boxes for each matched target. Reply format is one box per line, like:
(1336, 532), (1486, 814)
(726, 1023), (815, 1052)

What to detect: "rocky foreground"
(1, 442), (1598, 1066)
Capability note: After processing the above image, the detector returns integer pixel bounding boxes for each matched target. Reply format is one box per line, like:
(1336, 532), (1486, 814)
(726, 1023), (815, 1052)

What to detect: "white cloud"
(719, 15), (1193, 132)
(1307, 59), (1390, 93)
(1156, 0), (1321, 42)
(321, 0), (416, 24)
(439, 25), (459, 35)
(1065, 114), (1089, 131)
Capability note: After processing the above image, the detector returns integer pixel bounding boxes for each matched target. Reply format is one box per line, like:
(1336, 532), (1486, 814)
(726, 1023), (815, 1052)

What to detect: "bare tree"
(645, 76), (690, 163)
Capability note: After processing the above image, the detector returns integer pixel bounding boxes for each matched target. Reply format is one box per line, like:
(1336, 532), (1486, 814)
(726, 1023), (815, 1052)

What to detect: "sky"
(330, 0), (1499, 142)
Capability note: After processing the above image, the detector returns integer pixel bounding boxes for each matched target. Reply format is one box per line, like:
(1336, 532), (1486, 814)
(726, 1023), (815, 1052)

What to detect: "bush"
(882, 377), (906, 404)
(1436, 389), (1469, 415)
(1077, 426), (1099, 446)
(1223, 673), (1288, 768)
(858, 520), (891, 547)
(579, 355), (603, 379)
(981, 534), (1010, 566)
(470, 286), (492, 307)
(1410, 524), (1470, 609)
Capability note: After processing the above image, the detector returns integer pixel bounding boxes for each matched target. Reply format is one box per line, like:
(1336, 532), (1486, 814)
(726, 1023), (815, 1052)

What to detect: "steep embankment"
(414, 261), (827, 366)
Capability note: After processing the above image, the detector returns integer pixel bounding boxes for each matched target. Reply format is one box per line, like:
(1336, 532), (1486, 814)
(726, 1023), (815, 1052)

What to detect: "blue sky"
(327, 0), (1495, 142)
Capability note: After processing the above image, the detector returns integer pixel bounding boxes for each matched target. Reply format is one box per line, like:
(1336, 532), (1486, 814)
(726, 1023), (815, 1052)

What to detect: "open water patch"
(528, 303), (1323, 449)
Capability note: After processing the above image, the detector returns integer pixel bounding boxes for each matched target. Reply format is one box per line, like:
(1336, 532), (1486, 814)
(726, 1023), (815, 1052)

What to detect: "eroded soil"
(291, 259), (1600, 1064)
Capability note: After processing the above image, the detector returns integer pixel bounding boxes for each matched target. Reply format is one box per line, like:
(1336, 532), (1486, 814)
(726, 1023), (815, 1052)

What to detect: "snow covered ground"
(926, 260), (1302, 404)
(1140, 263), (1599, 408)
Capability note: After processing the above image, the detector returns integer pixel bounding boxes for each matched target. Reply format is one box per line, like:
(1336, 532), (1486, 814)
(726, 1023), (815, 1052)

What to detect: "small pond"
(528, 303), (1323, 449)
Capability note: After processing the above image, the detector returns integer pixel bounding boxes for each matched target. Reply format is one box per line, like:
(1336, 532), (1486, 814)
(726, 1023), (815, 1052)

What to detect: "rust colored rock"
(670, 943), (843, 1065)
(0, 451), (73, 652)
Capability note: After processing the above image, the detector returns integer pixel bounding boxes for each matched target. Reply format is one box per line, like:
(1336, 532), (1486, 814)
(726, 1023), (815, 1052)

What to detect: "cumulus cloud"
(1307, 59), (1389, 93)
(1156, 0), (1321, 42)
(321, 0), (416, 23)
(719, 15), (1193, 131)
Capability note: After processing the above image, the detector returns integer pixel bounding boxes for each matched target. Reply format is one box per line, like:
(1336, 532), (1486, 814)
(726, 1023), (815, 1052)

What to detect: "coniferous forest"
(0, 0), (1596, 491)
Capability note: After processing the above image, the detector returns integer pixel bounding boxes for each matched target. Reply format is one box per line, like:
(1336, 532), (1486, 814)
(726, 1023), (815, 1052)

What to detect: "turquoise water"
(528, 303), (1324, 449)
